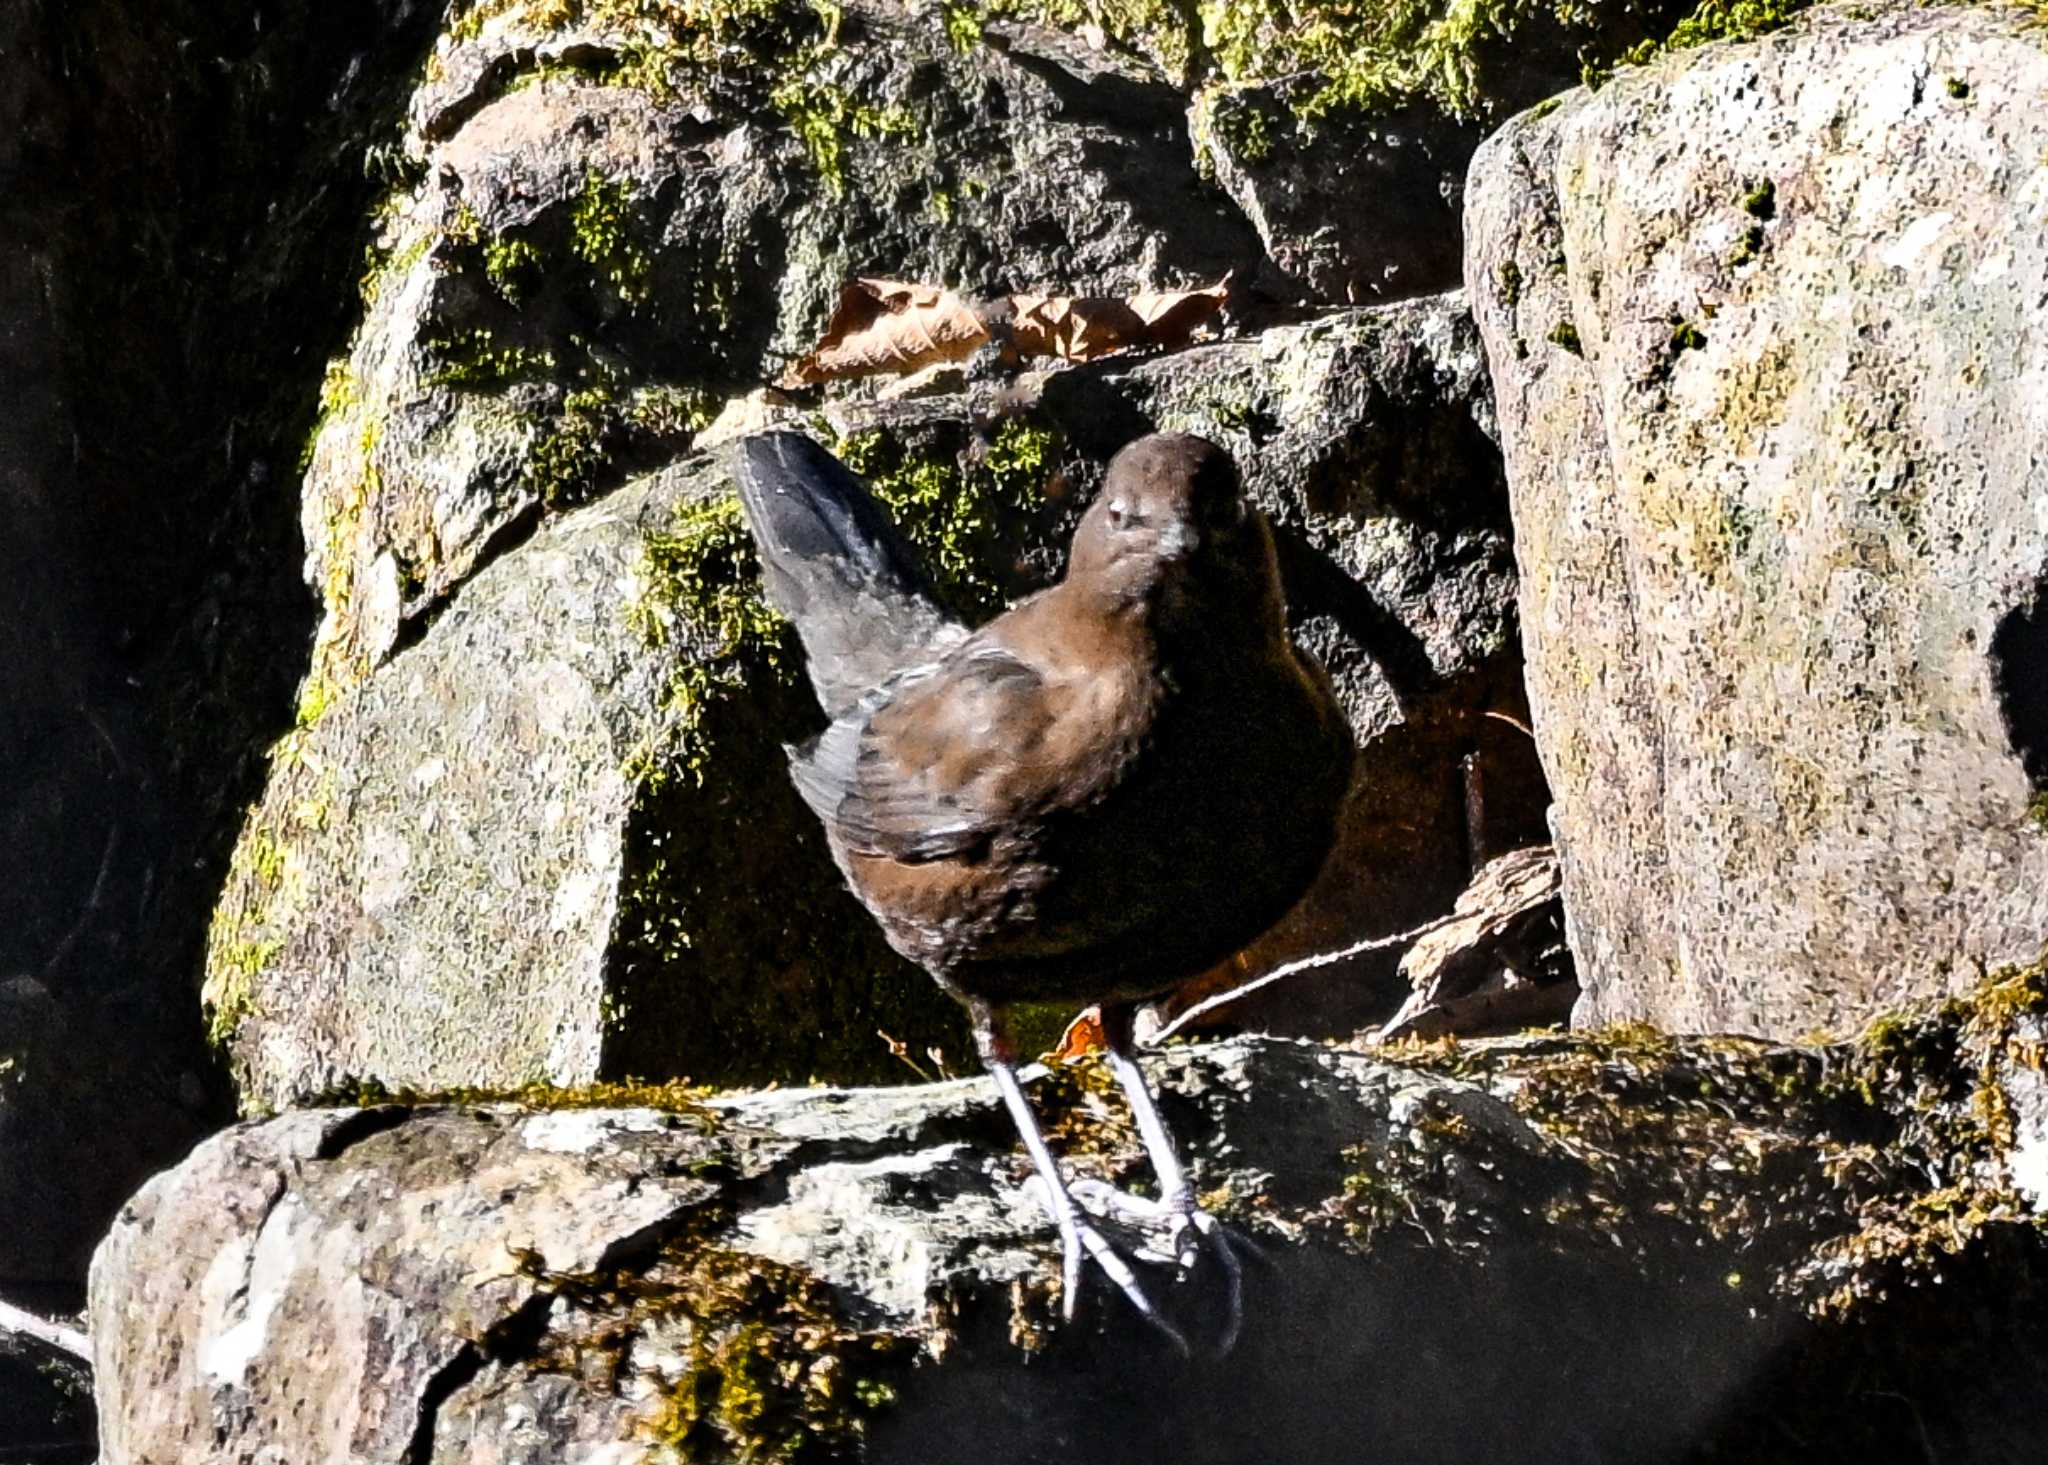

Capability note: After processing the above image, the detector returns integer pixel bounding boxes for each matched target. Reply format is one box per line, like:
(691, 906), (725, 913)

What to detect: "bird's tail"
(733, 431), (961, 720)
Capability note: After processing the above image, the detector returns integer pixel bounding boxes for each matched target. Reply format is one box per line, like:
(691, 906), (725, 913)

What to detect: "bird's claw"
(1027, 1175), (1192, 1355)
(1063, 1179), (1253, 1353)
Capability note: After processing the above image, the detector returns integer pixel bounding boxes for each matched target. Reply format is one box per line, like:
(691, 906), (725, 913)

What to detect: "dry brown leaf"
(785, 277), (989, 385)
(1011, 279), (1227, 363)
(789, 276), (1230, 382)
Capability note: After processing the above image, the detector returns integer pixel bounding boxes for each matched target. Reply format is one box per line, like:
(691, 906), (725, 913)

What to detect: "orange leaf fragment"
(1049, 1005), (1106, 1061)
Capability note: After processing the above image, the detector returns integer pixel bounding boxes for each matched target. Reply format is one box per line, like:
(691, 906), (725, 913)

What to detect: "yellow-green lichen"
(1605, 0), (1816, 79)
(570, 171), (654, 307)
(1343, 958), (2048, 1324)
(627, 382), (719, 439)
(836, 416), (1058, 618)
(300, 357), (364, 474)
(1199, 0), (1645, 125)
(484, 235), (546, 303)
(626, 492), (794, 787)
(202, 760), (331, 1053)
(307, 1074), (720, 1118)
(505, 1225), (910, 1464)
(424, 328), (561, 390)
(984, 0), (1192, 82)
(525, 383), (621, 508)
(941, 0), (982, 50)
(451, 0), (831, 100)
(1494, 259), (1523, 309)
(605, 422), (1059, 1087)
(298, 413), (385, 723)
(1668, 318), (1707, 354)
(769, 77), (918, 197)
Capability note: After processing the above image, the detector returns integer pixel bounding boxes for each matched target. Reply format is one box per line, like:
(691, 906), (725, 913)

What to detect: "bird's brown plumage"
(738, 430), (1354, 1012)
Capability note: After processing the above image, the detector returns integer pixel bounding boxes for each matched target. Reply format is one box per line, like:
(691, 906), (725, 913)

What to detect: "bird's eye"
(1106, 498), (1132, 529)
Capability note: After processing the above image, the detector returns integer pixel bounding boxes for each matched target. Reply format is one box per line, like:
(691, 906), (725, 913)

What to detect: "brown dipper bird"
(735, 430), (1353, 1348)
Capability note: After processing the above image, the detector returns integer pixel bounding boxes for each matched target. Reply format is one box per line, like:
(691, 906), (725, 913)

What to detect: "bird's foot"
(1024, 1175), (1192, 1355)
(1067, 1180), (1254, 1352)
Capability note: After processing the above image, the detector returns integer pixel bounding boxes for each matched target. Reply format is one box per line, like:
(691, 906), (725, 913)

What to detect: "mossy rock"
(98, 960), (2048, 1463)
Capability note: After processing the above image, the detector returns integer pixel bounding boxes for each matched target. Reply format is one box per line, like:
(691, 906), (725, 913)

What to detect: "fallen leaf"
(789, 276), (1231, 382)
(785, 277), (989, 385)
(1049, 1005), (1106, 1060)
(1011, 279), (1227, 362)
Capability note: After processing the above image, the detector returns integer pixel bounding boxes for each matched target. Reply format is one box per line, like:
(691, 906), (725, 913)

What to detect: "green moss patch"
(1601, 0), (1818, 81)
(1343, 958), (2048, 1321)
(304, 1073), (722, 1115)
(506, 1216), (912, 1463)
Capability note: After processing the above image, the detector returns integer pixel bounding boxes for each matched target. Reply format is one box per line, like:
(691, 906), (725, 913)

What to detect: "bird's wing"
(734, 432), (963, 720)
(791, 638), (1141, 862)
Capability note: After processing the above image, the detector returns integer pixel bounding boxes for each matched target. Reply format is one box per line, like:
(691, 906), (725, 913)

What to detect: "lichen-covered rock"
(92, 967), (2048, 1464)
(1192, 88), (1483, 304)
(208, 460), (702, 1109)
(294, 0), (1263, 713)
(990, 0), (1714, 306)
(1466, 0), (2048, 1039)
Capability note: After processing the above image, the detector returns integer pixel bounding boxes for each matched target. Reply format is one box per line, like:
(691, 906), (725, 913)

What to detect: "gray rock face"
(1193, 87), (1483, 305)
(91, 989), (2048, 1464)
(297, 0), (1264, 706)
(208, 462), (710, 1111)
(1465, 0), (2048, 1039)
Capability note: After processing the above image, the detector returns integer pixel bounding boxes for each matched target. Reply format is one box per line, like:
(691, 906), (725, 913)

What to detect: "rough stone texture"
(1192, 87), (1485, 306)
(296, 0), (1265, 708)
(1466, 0), (2048, 1039)
(208, 461), (713, 1111)
(92, 979), (2048, 1463)
(1180, 0), (1705, 308)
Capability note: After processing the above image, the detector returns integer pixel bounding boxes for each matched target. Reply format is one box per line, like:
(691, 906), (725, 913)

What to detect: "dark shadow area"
(875, 1229), (2048, 1465)
(1271, 522), (1440, 703)
(600, 663), (976, 1089)
(0, 0), (450, 1287)
(0, 1309), (93, 1465)
(1991, 565), (2048, 799)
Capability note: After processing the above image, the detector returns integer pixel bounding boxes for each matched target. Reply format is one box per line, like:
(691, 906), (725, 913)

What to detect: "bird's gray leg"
(1095, 1003), (1249, 1350)
(974, 1003), (1189, 1354)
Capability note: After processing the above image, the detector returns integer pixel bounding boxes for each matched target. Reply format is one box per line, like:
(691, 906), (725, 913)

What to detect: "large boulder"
(291, 0), (1263, 712)
(92, 965), (2048, 1463)
(1465, 0), (2048, 1039)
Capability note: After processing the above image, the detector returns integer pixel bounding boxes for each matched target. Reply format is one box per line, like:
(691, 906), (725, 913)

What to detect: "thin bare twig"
(0, 1298), (90, 1363)
(1483, 709), (1535, 738)
(1150, 910), (1464, 1044)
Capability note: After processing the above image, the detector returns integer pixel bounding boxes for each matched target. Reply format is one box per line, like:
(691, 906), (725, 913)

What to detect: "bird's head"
(1068, 433), (1284, 638)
